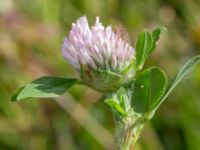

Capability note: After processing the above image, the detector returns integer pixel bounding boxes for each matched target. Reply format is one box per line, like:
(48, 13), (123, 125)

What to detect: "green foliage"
(150, 26), (167, 54)
(105, 98), (126, 115)
(1, 0), (200, 149)
(136, 27), (166, 70)
(131, 55), (200, 118)
(136, 31), (152, 70)
(105, 88), (131, 116)
(131, 67), (167, 114)
(152, 55), (200, 114)
(11, 76), (77, 101)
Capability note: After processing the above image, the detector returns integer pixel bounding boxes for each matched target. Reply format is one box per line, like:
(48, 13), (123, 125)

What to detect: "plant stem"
(114, 113), (145, 150)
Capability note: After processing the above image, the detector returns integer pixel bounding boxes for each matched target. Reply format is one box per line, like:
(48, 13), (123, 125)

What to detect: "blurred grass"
(0, 0), (200, 150)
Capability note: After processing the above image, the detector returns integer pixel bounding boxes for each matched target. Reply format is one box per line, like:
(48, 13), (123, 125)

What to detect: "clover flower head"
(62, 16), (136, 92)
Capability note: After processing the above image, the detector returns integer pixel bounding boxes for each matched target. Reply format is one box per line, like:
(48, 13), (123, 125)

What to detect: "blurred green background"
(0, 0), (200, 150)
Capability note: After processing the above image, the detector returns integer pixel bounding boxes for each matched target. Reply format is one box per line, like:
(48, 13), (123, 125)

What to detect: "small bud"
(62, 16), (136, 92)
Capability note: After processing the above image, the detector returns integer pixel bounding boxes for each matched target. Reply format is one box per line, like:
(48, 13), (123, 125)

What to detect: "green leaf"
(105, 98), (126, 115)
(153, 55), (200, 113)
(119, 95), (131, 112)
(131, 67), (167, 114)
(136, 27), (166, 70)
(149, 26), (167, 54)
(11, 76), (77, 101)
(104, 87), (132, 115)
(136, 31), (152, 70)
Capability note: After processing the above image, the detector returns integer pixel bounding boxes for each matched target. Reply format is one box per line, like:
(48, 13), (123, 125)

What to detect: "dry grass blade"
(55, 93), (115, 150)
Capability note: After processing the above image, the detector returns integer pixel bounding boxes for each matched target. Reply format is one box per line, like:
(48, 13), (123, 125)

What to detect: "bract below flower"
(62, 16), (136, 92)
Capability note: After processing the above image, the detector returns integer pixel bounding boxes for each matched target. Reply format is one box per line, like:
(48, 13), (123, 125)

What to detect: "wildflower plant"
(11, 16), (200, 150)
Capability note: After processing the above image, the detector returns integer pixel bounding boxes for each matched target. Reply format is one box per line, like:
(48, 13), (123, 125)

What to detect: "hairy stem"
(114, 114), (145, 150)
